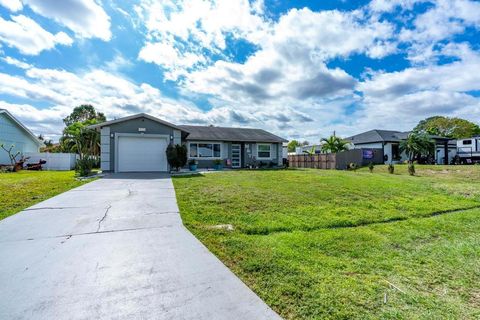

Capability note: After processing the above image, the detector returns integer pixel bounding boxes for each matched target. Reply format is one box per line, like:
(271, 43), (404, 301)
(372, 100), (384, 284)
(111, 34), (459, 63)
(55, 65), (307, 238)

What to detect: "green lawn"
(0, 170), (89, 220)
(173, 165), (480, 319)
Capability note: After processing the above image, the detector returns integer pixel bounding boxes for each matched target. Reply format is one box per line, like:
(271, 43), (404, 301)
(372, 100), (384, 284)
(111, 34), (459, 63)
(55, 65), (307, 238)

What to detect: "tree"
(60, 105), (105, 158)
(320, 136), (349, 153)
(166, 144), (187, 171)
(399, 132), (435, 162)
(304, 145), (316, 155)
(413, 116), (480, 139)
(287, 140), (301, 152)
(63, 104), (106, 127)
(0, 143), (21, 166)
(38, 134), (53, 147)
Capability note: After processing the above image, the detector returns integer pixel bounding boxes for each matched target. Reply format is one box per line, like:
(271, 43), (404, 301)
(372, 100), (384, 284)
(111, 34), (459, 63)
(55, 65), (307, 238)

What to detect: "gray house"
(346, 129), (455, 164)
(89, 113), (287, 172)
(0, 109), (43, 165)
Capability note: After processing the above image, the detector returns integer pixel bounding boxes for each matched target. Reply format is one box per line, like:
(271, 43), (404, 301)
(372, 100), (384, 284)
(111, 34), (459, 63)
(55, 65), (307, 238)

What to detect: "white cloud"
(1, 56), (32, 69)
(23, 0), (111, 41)
(136, 0), (270, 79)
(179, 7), (395, 133)
(138, 42), (206, 80)
(0, 66), (256, 139)
(383, 0), (480, 63)
(0, 15), (73, 55)
(354, 45), (480, 132)
(0, 0), (23, 11)
(369, 0), (426, 12)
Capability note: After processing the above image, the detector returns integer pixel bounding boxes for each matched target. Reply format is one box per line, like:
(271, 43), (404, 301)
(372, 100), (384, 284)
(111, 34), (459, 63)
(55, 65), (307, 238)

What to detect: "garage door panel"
(118, 136), (168, 172)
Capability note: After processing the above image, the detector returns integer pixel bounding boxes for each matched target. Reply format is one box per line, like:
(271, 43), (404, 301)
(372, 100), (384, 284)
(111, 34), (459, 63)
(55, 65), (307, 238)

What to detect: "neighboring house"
(0, 109), (43, 165)
(89, 113), (287, 173)
(293, 144), (323, 155)
(346, 129), (456, 164)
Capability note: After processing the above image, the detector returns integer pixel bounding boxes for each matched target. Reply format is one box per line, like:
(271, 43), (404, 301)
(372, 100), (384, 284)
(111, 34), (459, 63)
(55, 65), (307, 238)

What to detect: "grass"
(0, 170), (89, 220)
(173, 165), (480, 319)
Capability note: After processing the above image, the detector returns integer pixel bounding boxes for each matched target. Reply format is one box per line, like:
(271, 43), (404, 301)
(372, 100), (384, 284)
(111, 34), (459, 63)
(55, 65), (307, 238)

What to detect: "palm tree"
(399, 133), (434, 163)
(320, 136), (349, 153)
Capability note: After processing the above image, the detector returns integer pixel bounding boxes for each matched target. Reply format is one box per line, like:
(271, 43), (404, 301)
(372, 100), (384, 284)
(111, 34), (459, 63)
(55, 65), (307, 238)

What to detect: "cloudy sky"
(0, 0), (479, 141)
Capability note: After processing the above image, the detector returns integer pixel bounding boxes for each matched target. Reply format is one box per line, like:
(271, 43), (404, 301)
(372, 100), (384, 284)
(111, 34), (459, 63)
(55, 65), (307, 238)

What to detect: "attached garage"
(117, 135), (168, 172)
(88, 113), (188, 173)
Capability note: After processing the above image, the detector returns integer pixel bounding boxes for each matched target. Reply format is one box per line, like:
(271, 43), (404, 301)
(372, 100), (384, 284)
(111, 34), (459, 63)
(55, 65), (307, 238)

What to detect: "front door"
(231, 144), (241, 168)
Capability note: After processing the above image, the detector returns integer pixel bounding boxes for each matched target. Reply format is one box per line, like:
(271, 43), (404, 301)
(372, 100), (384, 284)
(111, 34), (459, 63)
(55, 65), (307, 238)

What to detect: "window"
(190, 143), (197, 157)
(189, 143), (221, 158)
(463, 140), (472, 145)
(257, 144), (271, 158)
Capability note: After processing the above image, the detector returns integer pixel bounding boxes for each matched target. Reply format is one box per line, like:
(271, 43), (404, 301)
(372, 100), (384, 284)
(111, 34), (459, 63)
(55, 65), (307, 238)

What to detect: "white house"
(346, 129), (456, 164)
(0, 109), (43, 165)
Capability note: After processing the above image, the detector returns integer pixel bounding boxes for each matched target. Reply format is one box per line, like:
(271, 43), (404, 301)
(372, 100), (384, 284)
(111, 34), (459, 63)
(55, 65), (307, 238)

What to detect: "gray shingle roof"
(345, 129), (408, 144)
(179, 125), (287, 143)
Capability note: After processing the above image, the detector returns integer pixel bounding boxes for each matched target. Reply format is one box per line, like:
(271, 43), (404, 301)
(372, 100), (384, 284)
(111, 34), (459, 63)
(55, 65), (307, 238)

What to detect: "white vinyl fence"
(25, 152), (78, 171)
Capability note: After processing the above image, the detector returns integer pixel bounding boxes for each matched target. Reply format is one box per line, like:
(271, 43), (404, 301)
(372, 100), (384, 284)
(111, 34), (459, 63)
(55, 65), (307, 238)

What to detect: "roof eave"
(0, 109), (43, 146)
(87, 113), (189, 133)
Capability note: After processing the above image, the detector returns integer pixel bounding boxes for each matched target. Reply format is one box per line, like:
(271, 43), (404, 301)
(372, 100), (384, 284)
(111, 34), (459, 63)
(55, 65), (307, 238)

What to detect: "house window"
(189, 143), (221, 158)
(257, 144), (271, 158)
(463, 140), (472, 145)
(190, 144), (197, 157)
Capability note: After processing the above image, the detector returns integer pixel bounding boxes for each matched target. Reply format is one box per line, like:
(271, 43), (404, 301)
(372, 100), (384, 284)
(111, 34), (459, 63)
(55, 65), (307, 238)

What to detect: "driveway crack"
(96, 205), (112, 232)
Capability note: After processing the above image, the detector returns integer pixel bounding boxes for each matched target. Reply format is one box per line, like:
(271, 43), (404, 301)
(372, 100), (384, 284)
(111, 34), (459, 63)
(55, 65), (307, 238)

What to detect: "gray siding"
(105, 117), (175, 171)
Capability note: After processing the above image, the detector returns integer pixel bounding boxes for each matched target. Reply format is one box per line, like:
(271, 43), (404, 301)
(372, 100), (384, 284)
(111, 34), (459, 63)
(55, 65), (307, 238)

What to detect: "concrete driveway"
(0, 173), (280, 320)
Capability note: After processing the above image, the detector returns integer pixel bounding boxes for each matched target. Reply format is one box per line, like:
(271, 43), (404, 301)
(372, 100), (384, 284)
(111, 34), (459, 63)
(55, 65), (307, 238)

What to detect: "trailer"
(456, 137), (480, 164)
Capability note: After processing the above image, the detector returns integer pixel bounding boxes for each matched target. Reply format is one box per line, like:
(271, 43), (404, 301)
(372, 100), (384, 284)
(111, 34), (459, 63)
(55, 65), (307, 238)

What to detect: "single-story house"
(0, 109), (43, 165)
(89, 113), (287, 172)
(346, 129), (456, 164)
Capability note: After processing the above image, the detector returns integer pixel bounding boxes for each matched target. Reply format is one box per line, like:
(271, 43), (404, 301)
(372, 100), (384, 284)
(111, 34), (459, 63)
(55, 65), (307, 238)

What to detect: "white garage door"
(117, 135), (168, 172)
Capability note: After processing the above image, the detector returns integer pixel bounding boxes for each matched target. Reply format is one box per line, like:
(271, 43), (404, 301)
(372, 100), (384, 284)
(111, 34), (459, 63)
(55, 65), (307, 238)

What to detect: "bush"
(368, 162), (374, 173)
(388, 164), (394, 174)
(408, 163), (415, 176)
(166, 144), (188, 171)
(76, 157), (96, 176)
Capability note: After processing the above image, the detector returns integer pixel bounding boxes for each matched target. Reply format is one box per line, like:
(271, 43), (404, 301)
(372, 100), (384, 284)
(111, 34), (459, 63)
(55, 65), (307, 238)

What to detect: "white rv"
(456, 137), (480, 163)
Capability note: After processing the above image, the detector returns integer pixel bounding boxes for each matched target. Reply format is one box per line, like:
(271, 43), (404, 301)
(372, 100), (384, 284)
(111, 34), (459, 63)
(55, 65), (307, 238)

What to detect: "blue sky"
(0, 0), (479, 141)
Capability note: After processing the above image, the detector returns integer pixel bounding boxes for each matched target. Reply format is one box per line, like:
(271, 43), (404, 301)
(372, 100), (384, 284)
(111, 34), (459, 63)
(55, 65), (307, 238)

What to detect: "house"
(293, 144), (323, 155)
(0, 109), (43, 165)
(89, 113), (287, 172)
(346, 129), (456, 164)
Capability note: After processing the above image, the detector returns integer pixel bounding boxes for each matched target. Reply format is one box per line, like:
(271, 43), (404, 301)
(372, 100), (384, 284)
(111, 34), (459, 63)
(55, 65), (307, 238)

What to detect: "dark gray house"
(89, 113), (287, 172)
(346, 129), (456, 164)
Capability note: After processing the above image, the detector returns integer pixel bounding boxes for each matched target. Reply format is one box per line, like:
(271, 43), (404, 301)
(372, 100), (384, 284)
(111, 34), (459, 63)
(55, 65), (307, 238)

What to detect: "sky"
(0, 0), (479, 142)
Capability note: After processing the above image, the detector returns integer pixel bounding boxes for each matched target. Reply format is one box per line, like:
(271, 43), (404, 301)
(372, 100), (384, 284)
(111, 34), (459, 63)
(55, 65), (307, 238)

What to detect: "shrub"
(188, 159), (197, 166)
(408, 163), (415, 176)
(76, 157), (96, 176)
(388, 164), (394, 174)
(166, 144), (188, 171)
(368, 162), (374, 173)
(213, 159), (222, 165)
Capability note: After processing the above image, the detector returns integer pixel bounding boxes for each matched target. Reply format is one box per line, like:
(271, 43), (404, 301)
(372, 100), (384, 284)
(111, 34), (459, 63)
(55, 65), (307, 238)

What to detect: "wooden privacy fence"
(288, 154), (337, 169)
